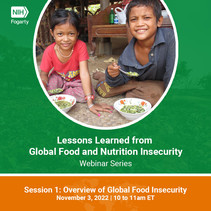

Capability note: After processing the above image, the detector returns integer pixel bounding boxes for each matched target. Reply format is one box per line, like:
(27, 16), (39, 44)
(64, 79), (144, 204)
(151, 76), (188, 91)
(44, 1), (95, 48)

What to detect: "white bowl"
(50, 94), (76, 113)
(114, 98), (152, 121)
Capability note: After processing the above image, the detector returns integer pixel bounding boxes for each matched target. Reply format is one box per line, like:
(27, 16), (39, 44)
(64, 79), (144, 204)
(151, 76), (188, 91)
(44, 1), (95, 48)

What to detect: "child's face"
(128, 6), (163, 43)
(50, 22), (79, 51)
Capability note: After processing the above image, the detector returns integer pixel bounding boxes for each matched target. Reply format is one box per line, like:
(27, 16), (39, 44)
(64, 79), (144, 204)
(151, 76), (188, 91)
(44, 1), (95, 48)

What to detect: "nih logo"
(11, 6), (29, 18)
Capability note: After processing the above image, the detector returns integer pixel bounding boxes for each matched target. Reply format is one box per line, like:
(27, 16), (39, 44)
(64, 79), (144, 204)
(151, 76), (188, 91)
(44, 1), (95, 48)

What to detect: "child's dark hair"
(50, 9), (80, 32)
(126, 0), (162, 24)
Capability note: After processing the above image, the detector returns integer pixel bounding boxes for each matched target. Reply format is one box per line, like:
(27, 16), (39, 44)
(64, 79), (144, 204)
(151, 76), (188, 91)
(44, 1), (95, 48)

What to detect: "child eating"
(94, 0), (176, 106)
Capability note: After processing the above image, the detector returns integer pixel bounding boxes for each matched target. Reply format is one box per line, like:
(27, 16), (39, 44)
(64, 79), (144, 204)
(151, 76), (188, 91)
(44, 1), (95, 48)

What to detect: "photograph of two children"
(35, 0), (177, 129)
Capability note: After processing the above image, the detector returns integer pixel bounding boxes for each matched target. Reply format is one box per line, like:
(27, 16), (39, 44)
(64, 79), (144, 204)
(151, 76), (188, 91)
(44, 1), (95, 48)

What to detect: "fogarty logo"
(11, 6), (29, 18)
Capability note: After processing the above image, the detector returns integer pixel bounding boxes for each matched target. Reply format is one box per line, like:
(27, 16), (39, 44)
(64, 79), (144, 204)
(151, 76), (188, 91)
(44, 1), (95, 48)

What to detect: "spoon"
(48, 88), (64, 95)
(119, 68), (139, 77)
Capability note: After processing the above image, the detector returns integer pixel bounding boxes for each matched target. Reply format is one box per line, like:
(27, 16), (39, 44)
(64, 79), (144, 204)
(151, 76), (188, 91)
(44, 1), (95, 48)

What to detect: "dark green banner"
(0, 0), (210, 173)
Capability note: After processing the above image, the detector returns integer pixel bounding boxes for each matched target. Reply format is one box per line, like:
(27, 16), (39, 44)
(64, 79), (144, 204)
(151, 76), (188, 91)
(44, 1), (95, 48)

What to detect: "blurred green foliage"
(88, 4), (100, 15)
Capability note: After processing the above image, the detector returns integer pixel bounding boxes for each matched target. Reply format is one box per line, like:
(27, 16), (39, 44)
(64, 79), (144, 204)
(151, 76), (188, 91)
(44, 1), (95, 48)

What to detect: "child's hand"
(107, 62), (120, 78)
(89, 103), (114, 117)
(40, 71), (49, 90)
